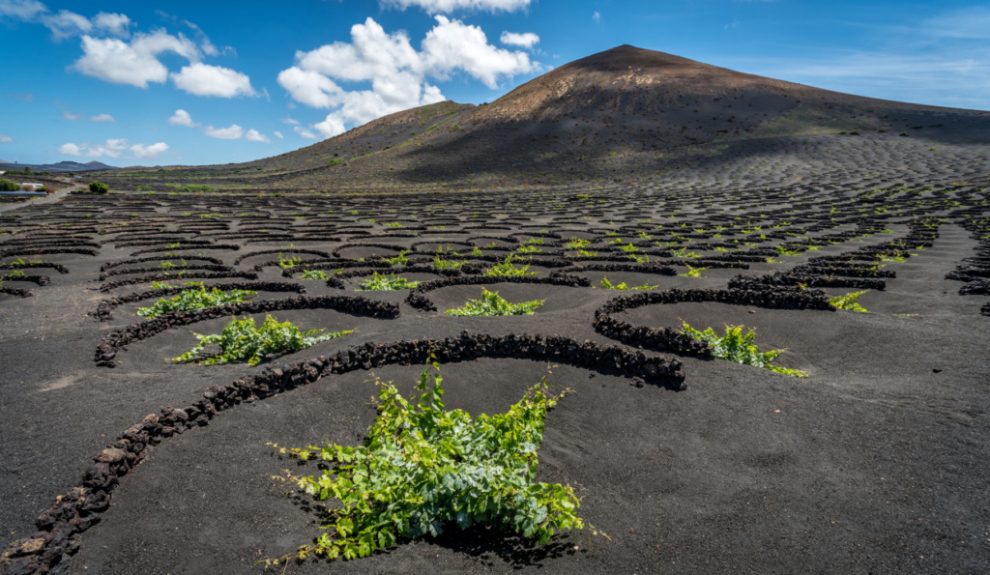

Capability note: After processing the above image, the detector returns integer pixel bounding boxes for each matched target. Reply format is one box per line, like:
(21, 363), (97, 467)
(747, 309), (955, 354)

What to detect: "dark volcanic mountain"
(102, 45), (990, 192)
(0, 160), (117, 173)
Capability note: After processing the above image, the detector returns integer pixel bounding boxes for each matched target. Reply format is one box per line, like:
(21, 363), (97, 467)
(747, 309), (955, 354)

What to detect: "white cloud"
(592, 11), (601, 24)
(58, 142), (81, 156)
(279, 16), (537, 139)
(92, 12), (130, 36)
(58, 138), (127, 158)
(0, 134), (13, 143)
(62, 111), (80, 121)
(276, 67), (342, 108)
(499, 31), (539, 48)
(41, 9), (91, 39)
(245, 129), (269, 143)
(130, 142), (168, 159)
(274, 131), (284, 140)
(73, 31), (201, 88)
(423, 16), (537, 88)
(171, 62), (254, 98)
(90, 113), (114, 122)
(314, 114), (347, 138)
(169, 108), (196, 127)
(293, 126), (318, 140)
(3, 3), (129, 39)
(0, 0), (46, 20)
(204, 124), (243, 140)
(381, 0), (530, 13)
(59, 138), (168, 160)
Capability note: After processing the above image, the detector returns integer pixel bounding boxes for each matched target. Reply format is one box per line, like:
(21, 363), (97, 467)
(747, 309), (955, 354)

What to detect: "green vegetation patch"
(174, 314), (352, 366)
(88, 181), (109, 194)
(681, 321), (808, 377)
(485, 254), (536, 278)
(599, 277), (657, 291)
(446, 288), (544, 316)
(300, 269), (330, 281)
(269, 362), (583, 562)
(136, 284), (256, 318)
(433, 248), (464, 271)
(829, 290), (869, 312)
(167, 183), (215, 194)
(277, 255), (303, 271)
(358, 272), (420, 291)
(384, 250), (410, 267)
(680, 265), (707, 278)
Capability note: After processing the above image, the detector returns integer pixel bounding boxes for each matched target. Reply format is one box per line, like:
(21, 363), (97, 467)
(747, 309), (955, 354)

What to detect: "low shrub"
(300, 269), (330, 281)
(599, 277), (657, 291)
(828, 290), (869, 312)
(167, 183), (215, 193)
(384, 250), (410, 267)
(433, 248), (464, 271)
(277, 255), (302, 271)
(88, 181), (109, 194)
(174, 314), (352, 366)
(359, 272), (420, 291)
(0, 179), (20, 191)
(446, 288), (544, 316)
(136, 284), (256, 318)
(680, 321), (807, 377)
(565, 237), (591, 250)
(681, 265), (707, 278)
(269, 361), (583, 562)
(485, 254), (536, 278)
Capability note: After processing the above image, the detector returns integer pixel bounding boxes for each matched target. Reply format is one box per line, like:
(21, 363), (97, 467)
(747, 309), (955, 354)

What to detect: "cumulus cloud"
(423, 16), (537, 88)
(74, 31), (200, 87)
(169, 108), (196, 127)
(57, 138), (163, 159)
(0, 134), (13, 143)
(314, 114), (347, 138)
(0, 4), (256, 97)
(171, 62), (254, 97)
(279, 16), (537, 139)
(0, 0), (46, 20)
(58, 142), (81, 156)
(92, 12), (130, 36)
(381, 0), (530, 13)
(41, 9), (91, 39)
(276, 67), (343, 109)
(204, 124), (243, 140)
(0, 2), (131, 40)
(245, 129), (269, 143)
(499, 31), (538, 48)
(90, 113), (114, 122)
(293, 126), (318, 140)
(130, 141), (169, 159)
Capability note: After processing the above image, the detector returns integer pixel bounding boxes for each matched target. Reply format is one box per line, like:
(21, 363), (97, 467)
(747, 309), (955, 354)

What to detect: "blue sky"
(1, 0), (988, 166)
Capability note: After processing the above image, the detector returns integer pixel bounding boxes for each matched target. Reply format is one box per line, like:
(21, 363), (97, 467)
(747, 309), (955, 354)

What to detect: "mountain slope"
(1, 160), (117, 173)
(102, 45), (990, 192)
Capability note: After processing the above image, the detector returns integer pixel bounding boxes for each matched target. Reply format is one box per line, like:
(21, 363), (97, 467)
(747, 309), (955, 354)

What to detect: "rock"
(16, 538), (45, 556)
(95, 448), (126, 463)
(0, 555), (41, 575)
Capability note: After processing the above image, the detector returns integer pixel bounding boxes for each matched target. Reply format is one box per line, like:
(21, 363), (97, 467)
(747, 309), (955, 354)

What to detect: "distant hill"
(0, 160), (117, 174)
(99, 44), (990, 192)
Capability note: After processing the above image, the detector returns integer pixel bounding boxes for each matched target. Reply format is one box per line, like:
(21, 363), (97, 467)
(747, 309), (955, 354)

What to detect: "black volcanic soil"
(1, 153), (989, 574)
